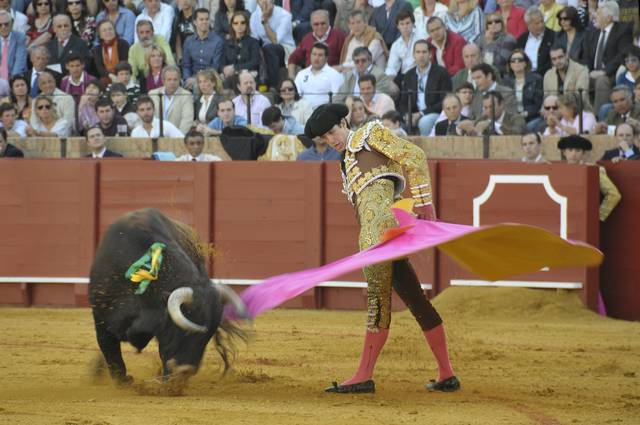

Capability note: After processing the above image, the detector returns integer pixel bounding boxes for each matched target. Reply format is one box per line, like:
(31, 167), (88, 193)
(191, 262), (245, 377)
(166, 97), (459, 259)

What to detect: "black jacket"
(501, 72), (543, 122)
(400, 64), (452, 116)
(434, 115), (469, 136)
(46, 34), (92, 75)
(0, 143), (24, 158)
(601, 145), (640, 161)
(85, 149), (123, 158)
(220, 35), (261, 73)
(580, 22), (633, 77)
(516, 28), (556, 77)
(92, 39), (130, 79)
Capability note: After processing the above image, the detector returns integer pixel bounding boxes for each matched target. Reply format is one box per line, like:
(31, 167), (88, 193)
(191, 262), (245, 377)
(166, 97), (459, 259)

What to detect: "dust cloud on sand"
(0, 287), (638, 425)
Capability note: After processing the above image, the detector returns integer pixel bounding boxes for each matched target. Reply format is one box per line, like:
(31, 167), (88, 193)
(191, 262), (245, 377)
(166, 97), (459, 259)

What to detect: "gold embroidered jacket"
(342, 121), (433, 207)
(598, 166), (621, 222)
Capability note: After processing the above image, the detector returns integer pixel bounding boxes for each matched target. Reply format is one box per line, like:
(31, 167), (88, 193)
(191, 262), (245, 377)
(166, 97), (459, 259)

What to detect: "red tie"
(283, 0), (290, 11)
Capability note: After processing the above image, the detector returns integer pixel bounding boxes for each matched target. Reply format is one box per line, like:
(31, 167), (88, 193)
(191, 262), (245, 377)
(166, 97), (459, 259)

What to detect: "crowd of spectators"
(0, 0), (639, 162)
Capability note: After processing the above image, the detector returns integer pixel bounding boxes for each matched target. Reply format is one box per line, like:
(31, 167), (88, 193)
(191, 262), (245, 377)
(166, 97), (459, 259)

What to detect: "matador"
(304, 104), (460, 394)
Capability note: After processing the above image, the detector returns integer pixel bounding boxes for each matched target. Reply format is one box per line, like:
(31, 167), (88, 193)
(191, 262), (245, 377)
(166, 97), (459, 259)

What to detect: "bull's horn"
(212, 283), (250, 320)
(167, 287), (208, 333)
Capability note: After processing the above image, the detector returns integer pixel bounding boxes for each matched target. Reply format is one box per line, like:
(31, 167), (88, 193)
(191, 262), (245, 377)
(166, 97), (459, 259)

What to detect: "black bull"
(89, 208), (246, 384)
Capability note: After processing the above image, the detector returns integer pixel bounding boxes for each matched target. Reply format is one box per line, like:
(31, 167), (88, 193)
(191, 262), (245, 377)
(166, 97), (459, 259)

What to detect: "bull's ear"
(126, 310), (163, 352)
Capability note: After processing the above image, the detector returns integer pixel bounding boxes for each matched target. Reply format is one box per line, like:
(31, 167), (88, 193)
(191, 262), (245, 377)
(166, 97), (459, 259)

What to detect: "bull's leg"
(95, 321), (132, 385)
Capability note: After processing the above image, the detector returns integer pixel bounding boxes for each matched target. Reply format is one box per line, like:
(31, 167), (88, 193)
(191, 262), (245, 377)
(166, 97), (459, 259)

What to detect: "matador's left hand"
(415, 204), (436, 221)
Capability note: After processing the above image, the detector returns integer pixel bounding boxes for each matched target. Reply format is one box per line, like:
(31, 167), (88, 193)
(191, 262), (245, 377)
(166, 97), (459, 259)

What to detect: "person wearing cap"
(558, 135), (621, 221)
(305, 103), (459, 395)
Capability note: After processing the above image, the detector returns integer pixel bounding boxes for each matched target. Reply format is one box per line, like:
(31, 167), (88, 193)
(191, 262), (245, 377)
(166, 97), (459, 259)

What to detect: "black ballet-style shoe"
(426, 376), (460, 392)
(324, 380), (375, 394)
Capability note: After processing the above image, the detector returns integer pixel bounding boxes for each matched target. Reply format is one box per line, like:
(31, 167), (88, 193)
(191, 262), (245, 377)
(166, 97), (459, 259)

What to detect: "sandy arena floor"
(0, 287), (638, 425)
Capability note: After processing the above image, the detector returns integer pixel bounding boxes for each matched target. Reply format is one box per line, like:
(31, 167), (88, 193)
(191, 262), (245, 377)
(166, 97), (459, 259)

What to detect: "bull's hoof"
(426, 376), (460, 392)
(325, 380), (375, 394)
(116, 375), (134, 386)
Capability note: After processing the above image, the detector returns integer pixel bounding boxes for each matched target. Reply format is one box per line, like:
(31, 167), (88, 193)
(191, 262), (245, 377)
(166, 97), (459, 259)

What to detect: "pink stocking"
(423, 324), (455, 382)
(342, 329), (389, 385)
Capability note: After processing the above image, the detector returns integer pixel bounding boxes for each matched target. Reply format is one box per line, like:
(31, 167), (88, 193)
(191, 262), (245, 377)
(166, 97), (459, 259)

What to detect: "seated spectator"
(27, 94), (72, 137)
(580, 1), (632, 113)
(213, 0), (246, 38)
(0, 0), (28, 35)
(109, 82), (139, 128)
(60, 54), (97, 105)
(27, 46), (61, 98)
(96, 97), (129, 137)
(520, 132), (550, 163)
(502, 49), (542, 123)
(0, 127), (23, 157)
(149, 65), (195, 134)
(6, 75), (32, 121)
(496, 0), (527, 39)
(515, 7), (555, 76)
(543, 44), (590, 110)
(0, 103), (28, 138)
(175, 129), (222, 161)
(95, 0), (136, 45)
(557, 134), (621, 222)
(112, 61), (141, 104)
(335, 46), (398, 104)
(26, 0), (54, 49)
(538, 0), (563, 32)
(601, 123), (640, 161)
(294, 43), (344, 110)
(348, 96), (374, 130)
(77, 80), (102, 132)
(296, 135), (342, 161)
(285, 0), (320, 45)
(385, 10), (419, 82)
(340, 10), (387, 72)
(400, 39), (451, 135)
(453, 43), (488, 90)
(131, 94), (184, 137)
(172, 0), (196, 62)
(261, 105), (303, 135)
(128, 20), (175, 82)
(381, 110), (408, 136)
(456, 82), (474, 118)
(66, 0), (96, 48)
(334, 0), (373, 35)
(369, 0), (413, 49)
(413, 0), (448, 39)
(553, 6), (585, 62)
(287, 9), (346, 79)
(357, 74), (395, 118)
(0, 11), (28, 79)
(476, 12), (516, 75)
(540, 94), (562, 135)
(182, 8), (224, 91)
(200, 98), (248, 136)
(276, 78), (314, 127)
(233, 70), (271, 127)
(432, 93), (469, 136)
(458, 90), (526, 135)
(92, 20), (130, 84)
(220, 10), (261, 83)
(548, 92), (595, 135)
(142, 44), (167, 92)
(250, 0), (295, 88)
(32, 70), (75, 129)
(194, 69), (223, 125)
(593, 86), (640, 134)
(616, 46), (640, 90)
(135, 0), (175, 44)
(469, 63), (516, 119)
(85, 125), (123, 158)
(46, 14), (91, 76)
(443, 0), (484, 43)
(426, 16), (466, 77)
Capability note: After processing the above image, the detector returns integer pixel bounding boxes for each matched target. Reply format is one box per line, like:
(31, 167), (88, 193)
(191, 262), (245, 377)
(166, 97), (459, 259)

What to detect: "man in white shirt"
(0, 103), (27, 138)
(357, 74), (395, 117)
(232, 70), (271, 127)
(134, 0), (174, 44)
(131, 95), (184, 138)
(294, 43), (344, 109)
(175, 129), (222, 161)
(385, 10), (418, 81)
(250, 0), (295, 88)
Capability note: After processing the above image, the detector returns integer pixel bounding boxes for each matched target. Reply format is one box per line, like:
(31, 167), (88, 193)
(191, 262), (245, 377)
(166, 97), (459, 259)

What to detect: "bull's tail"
(212, 318), (249, 374)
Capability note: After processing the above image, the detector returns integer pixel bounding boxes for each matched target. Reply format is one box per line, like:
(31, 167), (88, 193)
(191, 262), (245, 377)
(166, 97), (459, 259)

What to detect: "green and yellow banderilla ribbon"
(125, 242), (167, 295)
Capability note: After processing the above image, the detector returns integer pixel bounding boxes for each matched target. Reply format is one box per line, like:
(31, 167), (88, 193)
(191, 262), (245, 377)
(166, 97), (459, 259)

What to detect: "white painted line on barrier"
(450, 279), (582, 289)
